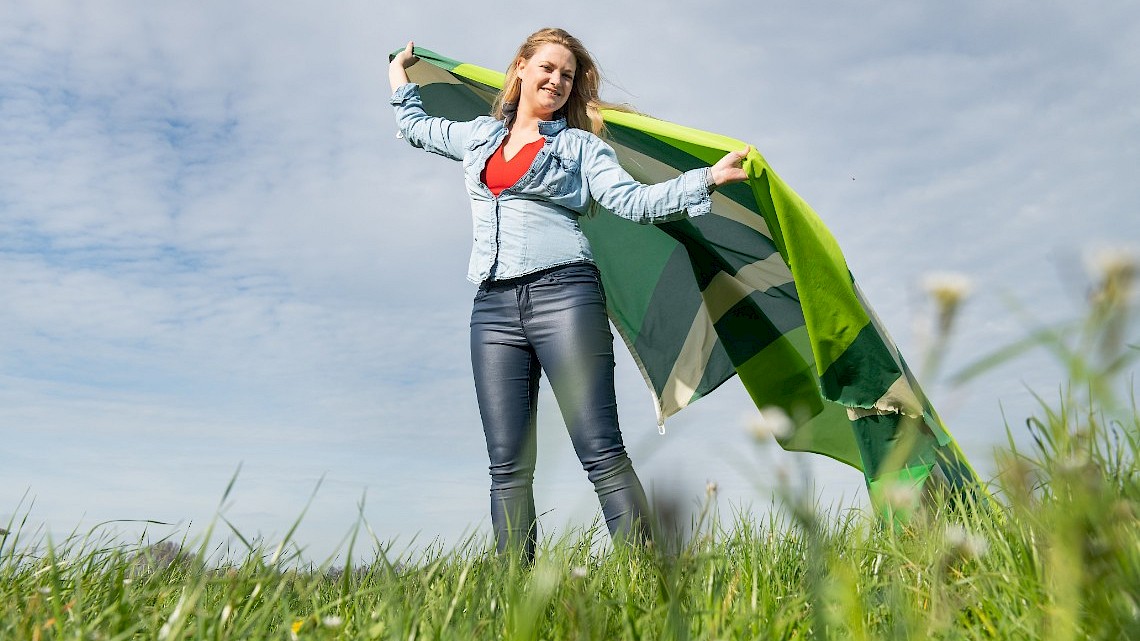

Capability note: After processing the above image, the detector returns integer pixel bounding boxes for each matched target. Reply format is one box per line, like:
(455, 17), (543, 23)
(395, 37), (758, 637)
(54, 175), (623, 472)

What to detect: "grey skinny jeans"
(469, 263), (649, 562)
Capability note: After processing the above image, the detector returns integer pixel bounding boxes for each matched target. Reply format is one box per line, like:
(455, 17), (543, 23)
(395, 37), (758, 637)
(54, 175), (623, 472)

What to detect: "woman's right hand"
(389, 41), (418, 91)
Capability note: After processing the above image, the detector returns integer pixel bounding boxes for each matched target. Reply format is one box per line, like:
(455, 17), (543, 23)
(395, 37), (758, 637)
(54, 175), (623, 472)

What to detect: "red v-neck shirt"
(482, 138), (546, 197)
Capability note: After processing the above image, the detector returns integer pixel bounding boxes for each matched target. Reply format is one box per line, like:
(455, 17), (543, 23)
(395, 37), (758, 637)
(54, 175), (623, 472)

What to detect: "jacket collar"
(538, 118), (568, 136)
(498, 114), (567, 138)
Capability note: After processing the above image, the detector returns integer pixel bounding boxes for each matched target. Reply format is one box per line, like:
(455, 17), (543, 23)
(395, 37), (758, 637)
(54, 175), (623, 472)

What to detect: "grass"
(4, 468), (1137, 640)
(3, 257), (1138, 640)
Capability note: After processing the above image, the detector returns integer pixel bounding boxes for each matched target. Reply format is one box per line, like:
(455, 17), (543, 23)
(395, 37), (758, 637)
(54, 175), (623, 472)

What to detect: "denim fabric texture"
(390, 82), (713, 283)
(470, 263), (649, 561)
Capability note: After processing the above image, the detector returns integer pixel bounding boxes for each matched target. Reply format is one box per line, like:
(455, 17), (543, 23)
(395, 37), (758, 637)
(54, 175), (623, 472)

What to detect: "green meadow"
(4, 258), (1137, 640)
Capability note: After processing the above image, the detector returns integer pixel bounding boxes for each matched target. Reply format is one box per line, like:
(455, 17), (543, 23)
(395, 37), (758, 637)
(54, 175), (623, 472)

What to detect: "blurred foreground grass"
(3, 252), (1137, 640)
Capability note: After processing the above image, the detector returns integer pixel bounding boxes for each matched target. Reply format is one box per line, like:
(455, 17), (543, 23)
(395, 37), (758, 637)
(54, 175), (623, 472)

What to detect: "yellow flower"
(1087, 245), (1137, 307)
(923, 272), (973, 307)
(1087, 246), (1137, 283)
(922, 271), (973, 334)
(706, 481), (719, 498)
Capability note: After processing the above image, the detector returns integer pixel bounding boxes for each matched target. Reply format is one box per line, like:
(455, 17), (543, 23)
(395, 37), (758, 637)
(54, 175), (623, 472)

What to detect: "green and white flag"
(396, 47), (981, 504)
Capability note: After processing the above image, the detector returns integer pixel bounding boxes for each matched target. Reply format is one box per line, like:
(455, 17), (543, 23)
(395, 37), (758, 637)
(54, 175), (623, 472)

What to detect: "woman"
(389, 28), (749, 561)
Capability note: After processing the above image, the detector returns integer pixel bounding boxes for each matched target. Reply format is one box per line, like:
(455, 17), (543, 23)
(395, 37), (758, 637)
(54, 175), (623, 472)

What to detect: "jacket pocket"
(537, 153), (580, 197)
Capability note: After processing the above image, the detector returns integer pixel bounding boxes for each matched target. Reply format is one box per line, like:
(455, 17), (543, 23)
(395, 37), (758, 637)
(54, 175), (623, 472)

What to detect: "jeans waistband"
(481, 261), (597, 290)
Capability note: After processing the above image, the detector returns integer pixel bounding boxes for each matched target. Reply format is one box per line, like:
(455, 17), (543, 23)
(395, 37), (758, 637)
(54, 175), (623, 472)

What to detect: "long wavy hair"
(492, 28), (629, 136)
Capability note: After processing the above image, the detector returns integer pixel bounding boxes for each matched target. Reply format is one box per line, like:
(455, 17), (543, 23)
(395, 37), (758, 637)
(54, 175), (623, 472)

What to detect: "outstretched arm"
(584, 140), (753, 223)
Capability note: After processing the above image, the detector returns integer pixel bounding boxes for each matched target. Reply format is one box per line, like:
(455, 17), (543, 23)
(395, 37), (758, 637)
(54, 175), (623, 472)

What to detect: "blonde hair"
(492, 28), (630, 136)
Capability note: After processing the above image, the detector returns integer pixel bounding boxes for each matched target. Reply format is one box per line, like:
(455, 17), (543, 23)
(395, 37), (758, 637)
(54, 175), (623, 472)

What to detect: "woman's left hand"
(710, 145), (752, 187)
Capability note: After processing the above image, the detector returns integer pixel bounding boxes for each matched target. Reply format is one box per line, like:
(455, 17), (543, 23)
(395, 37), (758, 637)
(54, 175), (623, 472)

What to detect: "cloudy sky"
(2, 1), (1137, 561)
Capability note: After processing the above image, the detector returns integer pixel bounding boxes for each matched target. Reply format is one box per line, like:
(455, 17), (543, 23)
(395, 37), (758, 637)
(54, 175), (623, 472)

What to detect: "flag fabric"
(395, 47), (980, 502)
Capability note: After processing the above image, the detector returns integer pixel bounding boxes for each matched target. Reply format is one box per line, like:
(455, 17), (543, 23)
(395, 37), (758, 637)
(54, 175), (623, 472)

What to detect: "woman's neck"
(508, 112), (543, 139)
(512, 100), (556, 132)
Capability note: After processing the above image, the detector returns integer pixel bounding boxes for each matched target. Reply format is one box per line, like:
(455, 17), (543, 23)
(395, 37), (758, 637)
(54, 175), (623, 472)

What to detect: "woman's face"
(515, 43), (576, 117)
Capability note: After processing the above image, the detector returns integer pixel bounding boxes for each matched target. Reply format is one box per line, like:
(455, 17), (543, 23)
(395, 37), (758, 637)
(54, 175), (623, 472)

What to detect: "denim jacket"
(390, 82), (713, 284)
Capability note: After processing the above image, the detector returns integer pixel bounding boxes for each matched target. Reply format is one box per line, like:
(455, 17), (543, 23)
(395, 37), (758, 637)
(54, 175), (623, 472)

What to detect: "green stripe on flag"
(752, 169), (871, 380)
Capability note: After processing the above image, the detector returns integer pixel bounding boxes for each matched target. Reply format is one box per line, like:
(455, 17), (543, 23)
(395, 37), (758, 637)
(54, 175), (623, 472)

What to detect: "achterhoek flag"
(394, 47), (981, 508)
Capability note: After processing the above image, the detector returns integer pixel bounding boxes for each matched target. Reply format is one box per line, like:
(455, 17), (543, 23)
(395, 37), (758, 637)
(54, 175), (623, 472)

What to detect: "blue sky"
(2, 1), (1137, 561)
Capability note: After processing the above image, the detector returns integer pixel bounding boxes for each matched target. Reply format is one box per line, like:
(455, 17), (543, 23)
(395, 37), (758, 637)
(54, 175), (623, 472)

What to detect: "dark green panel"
(713, 296), (783, 368)
(819, 321), (903, 409)
(712, 286), (806, 371)
(850, 414), (939, 482)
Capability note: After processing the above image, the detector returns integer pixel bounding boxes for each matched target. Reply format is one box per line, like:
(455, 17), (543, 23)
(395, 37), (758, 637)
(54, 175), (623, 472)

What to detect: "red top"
(482, 138), (546, 196)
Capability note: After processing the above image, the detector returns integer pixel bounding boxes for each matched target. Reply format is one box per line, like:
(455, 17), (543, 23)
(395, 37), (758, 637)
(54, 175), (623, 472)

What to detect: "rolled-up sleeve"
(583, 137), (712, 223)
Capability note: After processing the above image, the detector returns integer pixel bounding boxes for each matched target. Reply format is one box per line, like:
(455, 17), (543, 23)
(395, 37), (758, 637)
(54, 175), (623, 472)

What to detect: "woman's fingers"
(711, 145), (752, 186)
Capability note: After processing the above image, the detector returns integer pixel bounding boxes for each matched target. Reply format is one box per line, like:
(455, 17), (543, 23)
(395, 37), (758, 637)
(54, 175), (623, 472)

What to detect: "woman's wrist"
(389, 64), (410, 93)
(705, 167), (718, 193)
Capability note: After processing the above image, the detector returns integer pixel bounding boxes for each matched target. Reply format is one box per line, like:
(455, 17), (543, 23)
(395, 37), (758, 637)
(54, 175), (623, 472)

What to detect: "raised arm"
(389, 41), (418, 93)
(388, 41), (489, 161)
